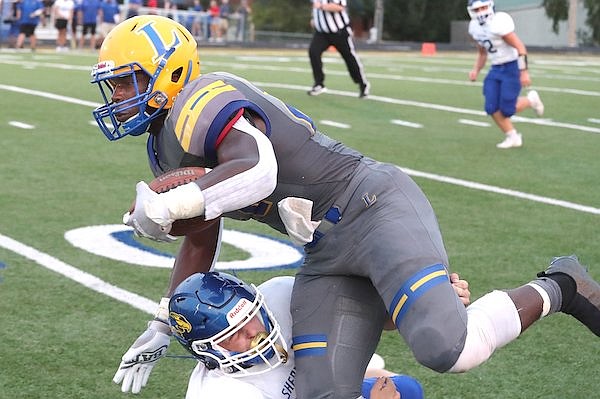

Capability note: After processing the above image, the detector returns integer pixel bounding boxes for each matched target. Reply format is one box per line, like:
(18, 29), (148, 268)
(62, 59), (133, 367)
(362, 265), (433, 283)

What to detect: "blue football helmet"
(467, 0), (495, 25)
(168, 272), (288, 376)
(90, 15), (200, 141)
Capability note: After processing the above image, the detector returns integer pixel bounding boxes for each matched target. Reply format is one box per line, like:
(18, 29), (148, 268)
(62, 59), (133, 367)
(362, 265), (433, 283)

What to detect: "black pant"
(308, 29), (367, 87)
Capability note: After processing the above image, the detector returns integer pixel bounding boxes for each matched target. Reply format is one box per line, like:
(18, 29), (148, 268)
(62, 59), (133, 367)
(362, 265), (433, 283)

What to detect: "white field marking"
(320, 120), (351, 129)
(3, 57), (600, 95)
(589, 118), (600, 124)
(399, 166), (600, 215)
(458, 119), (491, 127)
(200, 60), (600, 97)
(391, 119), (423, 128)
(9, 121), (35, 129)
(64, 224), (304, 269)
(0, 232), (158, 315)
(0, 84), (101, 108)
(254, 81), (600, 134)
(1, 83), (599, 213)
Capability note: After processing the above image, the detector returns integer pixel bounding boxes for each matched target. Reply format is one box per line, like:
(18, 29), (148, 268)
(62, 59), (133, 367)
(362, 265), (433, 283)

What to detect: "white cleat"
(496, 133), (523, 149)
(527, 90), (545, 117)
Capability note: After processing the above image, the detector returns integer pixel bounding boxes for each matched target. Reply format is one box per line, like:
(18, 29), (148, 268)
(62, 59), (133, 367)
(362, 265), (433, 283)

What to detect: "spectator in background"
(125, 0), (140, 19)
(98, 0), (119, 46)
(207, 0), (220, 42)
(307, 0), (370, 98)
(5, 0), (22, 48)
(218, 0), (229, 41)
(234, 0), (251, 41)
(78, 0), (101, 49)
(146, 0), (157, 14)
(188, 0), (204, 40)
(15, 0), (44, 51)
(70, 0), (81, 49)
(52, 0), (75, 51)
(41, 0), (52, 25)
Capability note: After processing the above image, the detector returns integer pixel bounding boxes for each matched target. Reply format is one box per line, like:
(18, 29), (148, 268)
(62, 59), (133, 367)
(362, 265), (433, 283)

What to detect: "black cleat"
(538, 255), (600, 336)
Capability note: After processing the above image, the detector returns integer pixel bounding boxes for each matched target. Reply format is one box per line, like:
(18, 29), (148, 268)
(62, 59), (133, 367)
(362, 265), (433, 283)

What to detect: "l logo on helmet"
(136, 21), (181, 64)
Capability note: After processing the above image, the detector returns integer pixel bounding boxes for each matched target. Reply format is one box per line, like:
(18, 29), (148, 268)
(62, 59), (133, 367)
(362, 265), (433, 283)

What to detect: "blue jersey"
(100, 0), (119, 23)
(18, 0), (44, 25)
(80, 0), (101, 24)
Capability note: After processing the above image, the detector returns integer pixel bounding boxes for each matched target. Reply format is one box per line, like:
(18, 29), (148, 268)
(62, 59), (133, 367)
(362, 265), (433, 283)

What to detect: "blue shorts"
(483, 60), (521, 117)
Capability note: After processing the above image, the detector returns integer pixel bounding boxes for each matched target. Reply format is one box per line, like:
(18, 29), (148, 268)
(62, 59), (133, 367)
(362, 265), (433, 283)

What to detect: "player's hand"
(370, 377), (400, 399)
(519, 69), (531, 87)
(124, 181), (176, 242)
(113, 320), (171, 394)
(468, 69), (478, 82)
(450, 272), (471, 306)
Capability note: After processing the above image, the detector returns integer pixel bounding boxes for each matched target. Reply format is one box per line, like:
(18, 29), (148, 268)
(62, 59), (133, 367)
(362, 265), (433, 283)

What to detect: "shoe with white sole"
(496, 133), (522, 149)
(527, 90), (545, 117)
(308, 85), (327, 96)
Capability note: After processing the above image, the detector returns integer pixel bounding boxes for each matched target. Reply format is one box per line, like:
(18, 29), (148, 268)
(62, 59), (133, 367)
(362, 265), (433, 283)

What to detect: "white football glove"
(123, 181), (176, 243)
(113, 320), (171, 394)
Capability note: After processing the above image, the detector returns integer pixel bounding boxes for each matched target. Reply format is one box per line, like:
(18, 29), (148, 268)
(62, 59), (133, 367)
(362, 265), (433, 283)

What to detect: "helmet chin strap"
(250, 331), (288, 363)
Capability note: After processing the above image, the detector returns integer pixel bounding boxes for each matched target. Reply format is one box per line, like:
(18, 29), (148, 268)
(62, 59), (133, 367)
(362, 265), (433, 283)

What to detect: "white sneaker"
(527, 90), (544, 117)
(307, 85), (327, 96)
(496, 133), (522, 149)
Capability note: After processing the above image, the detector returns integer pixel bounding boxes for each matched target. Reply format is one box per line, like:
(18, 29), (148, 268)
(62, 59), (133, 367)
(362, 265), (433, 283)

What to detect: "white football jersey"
(185, 276), (297, 399)
(468, 11), (518, 65)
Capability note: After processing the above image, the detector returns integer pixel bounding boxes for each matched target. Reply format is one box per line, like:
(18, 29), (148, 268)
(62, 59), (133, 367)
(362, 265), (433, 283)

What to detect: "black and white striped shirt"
(312, 0), (350, 33)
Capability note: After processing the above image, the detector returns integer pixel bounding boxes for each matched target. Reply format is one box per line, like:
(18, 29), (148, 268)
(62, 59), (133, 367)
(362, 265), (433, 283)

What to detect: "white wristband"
(154, 297), (170, 323)
(517, 54), (528, 70)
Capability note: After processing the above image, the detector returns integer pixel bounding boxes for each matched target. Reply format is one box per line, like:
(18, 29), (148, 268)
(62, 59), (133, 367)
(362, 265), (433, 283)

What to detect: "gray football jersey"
(147, 72), (365, 233)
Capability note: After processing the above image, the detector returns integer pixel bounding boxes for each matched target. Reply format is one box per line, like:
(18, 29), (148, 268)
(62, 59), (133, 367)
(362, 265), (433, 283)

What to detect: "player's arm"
(138, 114), (278, 237)
(165, 218), (222, 296)
(469, 45), (487, 81)
(314, 1), (344, 12)
(503, 31), (531, 86)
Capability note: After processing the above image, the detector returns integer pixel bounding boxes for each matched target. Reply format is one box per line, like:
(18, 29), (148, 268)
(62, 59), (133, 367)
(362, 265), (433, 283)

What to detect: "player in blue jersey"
(91, 15), (600, 399)
(467, 0), (545, 149)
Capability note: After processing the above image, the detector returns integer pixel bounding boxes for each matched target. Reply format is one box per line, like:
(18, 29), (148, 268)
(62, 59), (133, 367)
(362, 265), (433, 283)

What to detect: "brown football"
(147, 167), (215, 237)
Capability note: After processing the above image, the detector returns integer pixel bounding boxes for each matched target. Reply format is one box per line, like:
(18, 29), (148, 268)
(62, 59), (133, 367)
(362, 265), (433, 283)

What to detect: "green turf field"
(1, 47), (599, 398)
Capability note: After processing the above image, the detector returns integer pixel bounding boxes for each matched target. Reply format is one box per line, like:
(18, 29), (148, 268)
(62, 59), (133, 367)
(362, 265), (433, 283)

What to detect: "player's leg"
(486, 68), (522, 148)
(331, 31), (368, 86)
(449, 255), (600, 371)
(308, 32), (330, 89)
(291, 274), (387, 399)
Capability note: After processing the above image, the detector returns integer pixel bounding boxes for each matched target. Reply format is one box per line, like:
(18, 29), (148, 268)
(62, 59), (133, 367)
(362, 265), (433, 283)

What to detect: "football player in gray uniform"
(467, 0), (545, 149)
(91, 15), (600, 399)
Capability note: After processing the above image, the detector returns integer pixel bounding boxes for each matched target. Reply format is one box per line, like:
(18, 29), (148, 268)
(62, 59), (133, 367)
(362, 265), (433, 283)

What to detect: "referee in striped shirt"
(308, 0), (370, 98)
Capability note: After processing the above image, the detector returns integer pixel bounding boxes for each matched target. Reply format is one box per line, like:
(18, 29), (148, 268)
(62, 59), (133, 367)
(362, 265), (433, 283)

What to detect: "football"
(147, 167), (216, 237)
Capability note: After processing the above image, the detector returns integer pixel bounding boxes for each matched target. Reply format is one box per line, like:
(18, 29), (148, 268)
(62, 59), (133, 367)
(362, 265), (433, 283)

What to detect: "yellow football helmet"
(91, 15), (200, 140)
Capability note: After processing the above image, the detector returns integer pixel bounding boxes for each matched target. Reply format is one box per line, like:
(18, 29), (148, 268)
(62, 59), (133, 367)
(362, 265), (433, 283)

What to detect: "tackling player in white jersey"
(168, 272), (451, 398)
(467, 0), (545, 149)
